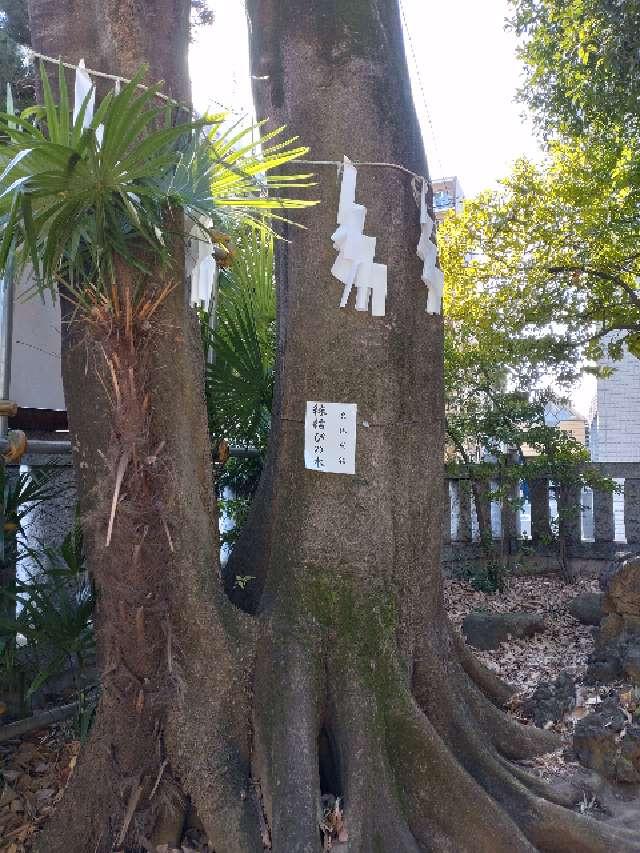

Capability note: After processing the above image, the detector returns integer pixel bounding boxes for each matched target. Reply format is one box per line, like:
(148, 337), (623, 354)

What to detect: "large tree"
(22, 2), (640, 852)
(439, 154), (640, 363)
(509, 0), (640, 136)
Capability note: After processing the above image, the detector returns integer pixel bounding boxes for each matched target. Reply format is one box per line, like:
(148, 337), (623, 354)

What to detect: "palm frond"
(0, 62), (316, 296)
(202, 224), (276, 450)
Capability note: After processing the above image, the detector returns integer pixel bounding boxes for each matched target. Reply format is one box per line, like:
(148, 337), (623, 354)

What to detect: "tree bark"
(26, 5), (261, 852)
(244, 2), (640, 851)
(22, 1), (640, 851)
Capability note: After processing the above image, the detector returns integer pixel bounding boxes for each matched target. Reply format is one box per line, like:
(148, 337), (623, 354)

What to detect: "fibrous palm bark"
(26, 3), (260, 852)
(25, 0), (640, 851)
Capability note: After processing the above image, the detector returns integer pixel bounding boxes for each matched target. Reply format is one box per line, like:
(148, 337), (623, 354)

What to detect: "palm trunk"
(26, 6), (260, 852)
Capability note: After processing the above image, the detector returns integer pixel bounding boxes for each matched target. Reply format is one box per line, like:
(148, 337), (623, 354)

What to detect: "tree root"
(252, 629), (322, 853)
(461, 672), (561, 760)
(386, 697), (537, 853)
(526, 798), (640, 853)
(496, 755), (579, 809)
(328, 654), (422, 853)
(452, 630), (514, 708)
(411, 667), (640, 853)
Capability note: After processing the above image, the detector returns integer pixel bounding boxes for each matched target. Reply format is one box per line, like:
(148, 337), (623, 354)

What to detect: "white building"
(431, 176), (464, 222)
(589, 338), (640, 462)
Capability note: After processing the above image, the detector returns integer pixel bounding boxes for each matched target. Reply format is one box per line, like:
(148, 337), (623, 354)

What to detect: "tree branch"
(547, 264), (640, 310)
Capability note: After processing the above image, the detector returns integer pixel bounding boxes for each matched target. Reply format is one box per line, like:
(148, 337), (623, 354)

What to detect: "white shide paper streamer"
(330, 157), (387, 317)
(73, 59), (95, 128)
(70, 57), (216, 310)
(187, 217), (218, 310)
(417, 180), (444, 314)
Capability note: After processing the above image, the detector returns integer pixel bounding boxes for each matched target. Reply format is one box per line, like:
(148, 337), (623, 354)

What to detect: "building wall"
(432, 176), (464, 222)
(558, 418), (587, 447)
(9, 272), (65, 411)
(592, 343), (640, 462)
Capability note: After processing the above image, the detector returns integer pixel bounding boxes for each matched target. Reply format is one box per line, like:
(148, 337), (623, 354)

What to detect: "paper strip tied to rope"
(417, 180), (444, 315)
(187, 217), (218, 310)
(330, 157), (387, 317)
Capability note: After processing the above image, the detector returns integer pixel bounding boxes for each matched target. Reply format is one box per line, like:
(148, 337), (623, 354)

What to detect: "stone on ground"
(586, 556), (640, 685)
(573, 698), (640, 784)
(568, 592), (604, 626)
(522, 671), (576, 728)
(462, 610), (546, 650)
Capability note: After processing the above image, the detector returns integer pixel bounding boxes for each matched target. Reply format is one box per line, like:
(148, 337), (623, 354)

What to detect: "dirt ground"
(446, 572), (640, 830)
(1, 572), (638, 851)
(445, 573), (601, 696)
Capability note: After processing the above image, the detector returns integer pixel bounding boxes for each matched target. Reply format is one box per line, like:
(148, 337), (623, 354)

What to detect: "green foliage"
(0, 0), (30, 45)
(439, 152), (640, 372)
(509, 0), (640, 135)
(0, 0), (33, 113)
(201, 225), (275, 451)
(459, 560), (508, 595)
(200, 225), (277, 547)
(441, 3), (640, 387)
(0, 523), (94, 699)
(500, 4), (640, 360)
(219, 493), (252, 549)
(0, 464), (62, 537)
(0, 62), (315, 296)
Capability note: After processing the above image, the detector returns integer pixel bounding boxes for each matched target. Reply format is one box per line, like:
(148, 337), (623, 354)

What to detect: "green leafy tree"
(439, 153), (640, 365)
(440, 199), (616, 582)
(509, 0), (640, 135)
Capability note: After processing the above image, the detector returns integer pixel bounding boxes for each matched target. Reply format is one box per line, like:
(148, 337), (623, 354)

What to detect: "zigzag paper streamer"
(417, 180), (443, 314)
(330, 157), (387, 317)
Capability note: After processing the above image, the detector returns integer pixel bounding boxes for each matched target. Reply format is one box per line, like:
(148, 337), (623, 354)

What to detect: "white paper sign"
(304, 401), (357, 475)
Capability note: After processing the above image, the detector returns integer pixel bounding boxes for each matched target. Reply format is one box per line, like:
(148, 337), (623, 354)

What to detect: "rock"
(585, 644), (624, 684)
(586, 637), (640, 685)
(598, 613), (625, 644)
(573, 699), (640, 783)
(568, 592), (604, 626)
(600, 555), (640, 625)
(523, 671), (576, 728)
(586, 557), (640, 685)
(623, 645), (640, 684)
(462, 611), (546, 650)
(599, 553), (632, 595)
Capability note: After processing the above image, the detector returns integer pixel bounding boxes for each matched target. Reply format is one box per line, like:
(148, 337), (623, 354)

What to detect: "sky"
(189, 0), (595, 416)
(190, 0), (542, 194)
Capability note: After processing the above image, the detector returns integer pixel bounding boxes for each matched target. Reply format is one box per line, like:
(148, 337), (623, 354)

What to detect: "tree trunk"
(472, 478), (493, 548)
(244, 2), (640, 851)
(26, 5), (261, 852)
(23, 1), (640, 851)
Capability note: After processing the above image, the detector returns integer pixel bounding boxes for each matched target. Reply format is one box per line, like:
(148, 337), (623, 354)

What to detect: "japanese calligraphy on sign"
(304, 402), (357, 475)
